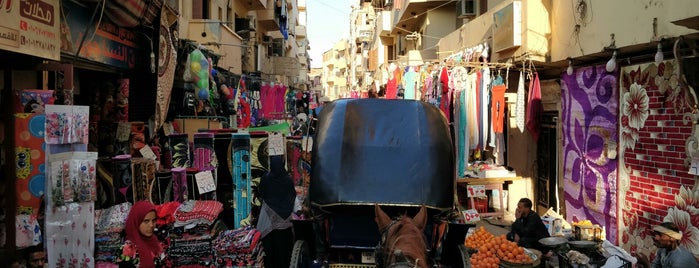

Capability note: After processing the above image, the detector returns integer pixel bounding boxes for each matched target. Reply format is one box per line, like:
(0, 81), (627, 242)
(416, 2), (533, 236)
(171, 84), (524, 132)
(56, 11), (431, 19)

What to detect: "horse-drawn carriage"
(290, 99), (471, 268)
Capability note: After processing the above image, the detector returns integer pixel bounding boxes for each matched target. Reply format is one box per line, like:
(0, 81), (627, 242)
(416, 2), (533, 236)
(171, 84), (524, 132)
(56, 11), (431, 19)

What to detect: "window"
(192, 0), (210, 19)
(227, 7), (234, 26)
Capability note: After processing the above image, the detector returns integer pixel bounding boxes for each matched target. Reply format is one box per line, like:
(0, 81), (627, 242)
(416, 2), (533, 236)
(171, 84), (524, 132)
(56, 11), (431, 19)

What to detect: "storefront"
(2, 0), (318, 266)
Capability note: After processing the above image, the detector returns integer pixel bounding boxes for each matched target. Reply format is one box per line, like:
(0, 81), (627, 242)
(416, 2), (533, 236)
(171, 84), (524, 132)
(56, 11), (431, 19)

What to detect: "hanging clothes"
(403, 67), (418, 100)
(491, 75), (507, 166)
(422, 70), (432, 103)
(474, 71), (483, 149)
(526, 73), (543, 141)
(515, 71), (526, 133)
(481, 68), (492, 150)
(467, 72), (479, 150)
(386, 74), (398, 99)
(491, 76), (506, 134)
(451, 66), (468, 177)
(260, 82), (273, 119)
(439, 67), (451, 122)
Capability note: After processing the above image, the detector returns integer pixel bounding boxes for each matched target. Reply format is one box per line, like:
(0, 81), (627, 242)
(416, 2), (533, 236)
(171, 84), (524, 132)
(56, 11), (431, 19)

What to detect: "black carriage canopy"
(310, 99), (455, 210)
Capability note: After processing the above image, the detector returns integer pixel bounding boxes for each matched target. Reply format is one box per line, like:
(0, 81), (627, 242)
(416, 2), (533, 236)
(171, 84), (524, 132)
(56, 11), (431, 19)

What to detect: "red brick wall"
(618, 61), (698, 257)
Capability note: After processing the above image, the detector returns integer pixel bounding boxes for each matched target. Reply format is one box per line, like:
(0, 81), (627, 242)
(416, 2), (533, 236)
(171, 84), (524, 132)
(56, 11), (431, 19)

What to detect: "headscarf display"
(125, 200), (163, 267)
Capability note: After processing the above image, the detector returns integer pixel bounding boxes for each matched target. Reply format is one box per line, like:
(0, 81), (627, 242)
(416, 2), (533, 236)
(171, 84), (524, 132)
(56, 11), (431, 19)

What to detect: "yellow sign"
(0, 0), (60, 60)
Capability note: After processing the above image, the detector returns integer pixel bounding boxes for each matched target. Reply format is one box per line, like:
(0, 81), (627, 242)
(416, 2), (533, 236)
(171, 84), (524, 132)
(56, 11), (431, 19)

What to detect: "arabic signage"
(0, 0), (61, 60)
(61, 0), (140, 69)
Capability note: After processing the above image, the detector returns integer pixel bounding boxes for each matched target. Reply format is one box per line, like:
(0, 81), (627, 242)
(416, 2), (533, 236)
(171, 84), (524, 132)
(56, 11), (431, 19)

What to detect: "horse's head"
(375, 204), (429, 268)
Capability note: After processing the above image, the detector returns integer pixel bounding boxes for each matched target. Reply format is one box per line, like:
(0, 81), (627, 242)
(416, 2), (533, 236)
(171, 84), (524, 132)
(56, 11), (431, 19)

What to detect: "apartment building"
(178, 0), (309, 87)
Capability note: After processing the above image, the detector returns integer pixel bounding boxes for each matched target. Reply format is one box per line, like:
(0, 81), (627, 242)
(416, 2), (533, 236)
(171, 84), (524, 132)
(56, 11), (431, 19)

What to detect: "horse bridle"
(377, 219), (422, 268)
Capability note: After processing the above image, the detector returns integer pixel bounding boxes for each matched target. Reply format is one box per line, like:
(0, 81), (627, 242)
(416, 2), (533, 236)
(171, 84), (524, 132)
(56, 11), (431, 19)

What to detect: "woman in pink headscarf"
(116, 201), (166, 268)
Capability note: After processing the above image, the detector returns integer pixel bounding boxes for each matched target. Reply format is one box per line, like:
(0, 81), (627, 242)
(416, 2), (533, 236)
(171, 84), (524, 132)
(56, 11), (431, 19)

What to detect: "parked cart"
(290, 99), (471, 268)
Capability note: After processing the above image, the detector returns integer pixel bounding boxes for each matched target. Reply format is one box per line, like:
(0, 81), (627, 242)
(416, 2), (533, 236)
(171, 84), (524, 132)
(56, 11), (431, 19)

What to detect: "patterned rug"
(561, 64), (619, 244)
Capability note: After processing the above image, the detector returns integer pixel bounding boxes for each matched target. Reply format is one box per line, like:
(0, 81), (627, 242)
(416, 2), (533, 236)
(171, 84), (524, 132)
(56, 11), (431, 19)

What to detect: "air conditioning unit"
(247, 15), (256, 31)
(457, 0), (477, 18)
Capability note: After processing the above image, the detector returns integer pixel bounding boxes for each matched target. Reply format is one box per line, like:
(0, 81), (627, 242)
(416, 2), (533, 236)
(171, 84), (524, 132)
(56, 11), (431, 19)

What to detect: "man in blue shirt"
(638, 222), (698, 268)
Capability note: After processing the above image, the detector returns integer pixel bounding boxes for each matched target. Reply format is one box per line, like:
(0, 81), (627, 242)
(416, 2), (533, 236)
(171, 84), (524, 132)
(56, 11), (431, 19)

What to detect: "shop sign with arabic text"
(60, 0), (140, 69)
(0, 0), (61, 61)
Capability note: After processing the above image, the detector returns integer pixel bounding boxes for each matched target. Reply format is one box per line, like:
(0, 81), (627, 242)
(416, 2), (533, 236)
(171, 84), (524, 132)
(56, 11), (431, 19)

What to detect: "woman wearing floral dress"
(116, 201), (166, 268)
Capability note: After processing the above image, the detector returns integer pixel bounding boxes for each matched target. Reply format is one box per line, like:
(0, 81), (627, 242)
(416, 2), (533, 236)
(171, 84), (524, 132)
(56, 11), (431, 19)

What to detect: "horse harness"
(376, 219), (424, 268)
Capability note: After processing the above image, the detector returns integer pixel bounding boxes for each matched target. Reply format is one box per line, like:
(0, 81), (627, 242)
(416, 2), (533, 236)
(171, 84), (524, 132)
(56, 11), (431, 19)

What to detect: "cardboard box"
(541, 216), (563, 236)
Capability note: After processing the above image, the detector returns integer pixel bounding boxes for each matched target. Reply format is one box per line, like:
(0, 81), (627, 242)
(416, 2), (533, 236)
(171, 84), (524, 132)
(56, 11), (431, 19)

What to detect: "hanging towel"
(515, 71), (526, 133)
(526, 73), (543, 141)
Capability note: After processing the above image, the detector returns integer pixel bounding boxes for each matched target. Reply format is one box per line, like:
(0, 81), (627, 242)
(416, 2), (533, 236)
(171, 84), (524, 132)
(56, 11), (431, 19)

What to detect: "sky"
(306, 0), (351, 68)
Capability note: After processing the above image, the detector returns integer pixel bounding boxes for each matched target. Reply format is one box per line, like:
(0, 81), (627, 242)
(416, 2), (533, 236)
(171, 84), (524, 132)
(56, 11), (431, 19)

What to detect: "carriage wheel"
(457, 244), (470, 268)
(290, 240), (312, 268)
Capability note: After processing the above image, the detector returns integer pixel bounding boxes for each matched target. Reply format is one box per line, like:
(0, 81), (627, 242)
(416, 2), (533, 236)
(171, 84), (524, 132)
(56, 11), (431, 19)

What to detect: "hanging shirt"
(260, 83), (273, 119)
(386, 76), (398, 99)
(403, 69), (418, 100)
(515, 71), (526, 133)
(526, 73), (543, 141)
(439, 67), (451, 122)
(492, 82), (506, 134)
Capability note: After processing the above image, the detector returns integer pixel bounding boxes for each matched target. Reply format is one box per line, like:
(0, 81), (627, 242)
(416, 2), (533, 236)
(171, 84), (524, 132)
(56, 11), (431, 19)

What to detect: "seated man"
(507, 198), (550, 253)
(23, 244), (46, 268)
(637, 222), (698, 268)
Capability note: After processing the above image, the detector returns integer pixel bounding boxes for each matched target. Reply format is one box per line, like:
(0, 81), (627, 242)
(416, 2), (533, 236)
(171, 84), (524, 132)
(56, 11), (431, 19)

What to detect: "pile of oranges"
(464, 226), (494, 249)
(466, 227), (534, 267)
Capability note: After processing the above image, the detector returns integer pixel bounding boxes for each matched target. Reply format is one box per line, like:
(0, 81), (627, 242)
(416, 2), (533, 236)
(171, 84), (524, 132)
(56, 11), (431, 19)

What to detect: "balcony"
(257, 8), (279, 31)
(295, 25), (306, 39)
(438, 0), (550, 63)
(355, 25), (374, 43)
(378, 11), (392, 36)
(335, 58), (348, 69)
(391, 0), (453, 35)
(243, 0), (267, 11)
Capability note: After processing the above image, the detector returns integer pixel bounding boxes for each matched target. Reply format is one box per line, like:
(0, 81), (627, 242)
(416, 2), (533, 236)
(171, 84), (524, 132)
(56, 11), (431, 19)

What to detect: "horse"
(375, 204), (430, 268)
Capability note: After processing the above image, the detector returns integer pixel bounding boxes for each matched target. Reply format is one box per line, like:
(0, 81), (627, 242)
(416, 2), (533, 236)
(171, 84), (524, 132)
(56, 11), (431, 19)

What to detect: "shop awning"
(103, 0), (165, 28)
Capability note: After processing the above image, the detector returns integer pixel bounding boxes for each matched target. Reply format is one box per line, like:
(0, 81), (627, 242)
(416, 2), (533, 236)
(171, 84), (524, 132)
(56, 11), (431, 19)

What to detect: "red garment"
(260, 83), (273, 118)
(386, 77), (397, 99)
(492, 84), (507, 133)
(174, 200), (224, 222)
(526, 73), (543, 141)
(439, 67), (450, 122)
(274, 85), (287, 119)
(125, 201), (163, 268)
(238, 97), (251, 128)
(155, 201), (180, 226)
